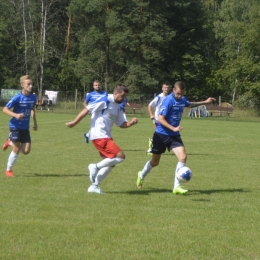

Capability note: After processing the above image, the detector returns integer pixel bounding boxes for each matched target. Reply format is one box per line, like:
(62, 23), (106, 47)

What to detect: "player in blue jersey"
(2, 75), (38, 177)
(136, 81), (215, 195)
(83, 80), (107, 143)
(120, 97), (130, 121)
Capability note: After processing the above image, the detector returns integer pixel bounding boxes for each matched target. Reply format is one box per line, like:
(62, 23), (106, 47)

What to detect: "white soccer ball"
(177, 166), (192, 183)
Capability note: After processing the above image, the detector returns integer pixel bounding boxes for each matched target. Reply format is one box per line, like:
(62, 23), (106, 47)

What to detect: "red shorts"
(92, 138), (121, 158)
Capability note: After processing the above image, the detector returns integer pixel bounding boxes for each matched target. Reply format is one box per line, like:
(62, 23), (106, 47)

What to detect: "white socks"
(7, 151), (18, 171)
(95, 167), (113, 185)
(96, 157), (124, 168)
(174, 162), (185, 189)
(140, 161), (153, 179)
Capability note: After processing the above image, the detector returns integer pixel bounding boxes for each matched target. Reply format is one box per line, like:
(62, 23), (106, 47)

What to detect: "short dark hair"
(174, 81), (186, 90)
(163, 81), (170, 86)
(114, 84), (129, 94)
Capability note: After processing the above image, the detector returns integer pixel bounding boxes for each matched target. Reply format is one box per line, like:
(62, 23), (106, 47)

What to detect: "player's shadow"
(109, 188), (250, 196)
(189, 188), (250, 195)
(21, 173), (86, 177)
(109, 188), (172, 195)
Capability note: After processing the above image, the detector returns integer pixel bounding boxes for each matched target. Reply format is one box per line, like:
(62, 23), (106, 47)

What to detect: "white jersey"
(87, 94), (125, 140)
(149, 93), (168, 123)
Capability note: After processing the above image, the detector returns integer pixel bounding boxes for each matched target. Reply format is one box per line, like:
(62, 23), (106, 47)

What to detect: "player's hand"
(65, 121), (75, 128)
(33, 124), (38, 131)
(173, 126), (183, 132)
(150, 115), (155, 120)
(205, 97), (216, 103)
(16, 113), (24, 120)
(131, 118), (138, 125)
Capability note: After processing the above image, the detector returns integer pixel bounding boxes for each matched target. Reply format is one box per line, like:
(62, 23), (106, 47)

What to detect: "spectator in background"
(41, 95), (51, 111)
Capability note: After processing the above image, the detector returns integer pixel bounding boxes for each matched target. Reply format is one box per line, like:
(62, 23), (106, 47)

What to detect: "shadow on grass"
(108, 188), (250, 196)
(108, 188), (172, 195)
(190, 188), (250, 195)
(20, 173), (87, 177)
(123, 150), (211, 156)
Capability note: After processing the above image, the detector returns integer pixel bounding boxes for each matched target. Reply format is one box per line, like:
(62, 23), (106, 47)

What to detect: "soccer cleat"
(173, 186), (188, 195)
(87, 184), (104, 194)
(83, 133), (89, 143)
(88, 164), (99, 183)
(5, 170), (14, 177)
(146, 150), (152, 155)
(136, 171), (144, 189)
(2, 139), (11, 151)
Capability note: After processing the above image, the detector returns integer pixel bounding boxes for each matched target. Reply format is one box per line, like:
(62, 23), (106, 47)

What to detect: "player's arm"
(158, 115), (183, 132)
(3, 106), (24, 120)
(66, 107), (89, 128)
(120, 118), (138, 128)
(31, 107), (38, 131)
(189, 97), (216, 108)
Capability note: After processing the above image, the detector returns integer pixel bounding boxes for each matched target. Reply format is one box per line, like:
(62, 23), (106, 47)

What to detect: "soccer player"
(66, 84), (138, 194)
(136, 81), (215, 195)
(83, 80), (107, 143)
(147, 82), (170, 154)
(2, 75), (38, 177)
(120, 97), (130, 121)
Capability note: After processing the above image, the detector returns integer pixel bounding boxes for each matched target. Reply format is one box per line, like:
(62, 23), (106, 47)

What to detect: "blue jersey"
(156, 94), (190, 136)
(120, 98), (128, 112)
(85, 91), (107, 104)
(6, 92), (36, 130)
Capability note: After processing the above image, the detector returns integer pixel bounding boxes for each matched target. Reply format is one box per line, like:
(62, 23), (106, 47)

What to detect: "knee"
(23, 151), (30, 155)
(117, 151), (125, 159)
(150, 160), (159, 167)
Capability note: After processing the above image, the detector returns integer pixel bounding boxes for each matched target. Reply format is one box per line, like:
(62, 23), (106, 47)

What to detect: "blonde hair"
(20, 75), (32, 84)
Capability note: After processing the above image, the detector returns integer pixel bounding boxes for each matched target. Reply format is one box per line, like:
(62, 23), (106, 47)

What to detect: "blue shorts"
(152, 132), (184, 154)
(9, 128), (31, 143)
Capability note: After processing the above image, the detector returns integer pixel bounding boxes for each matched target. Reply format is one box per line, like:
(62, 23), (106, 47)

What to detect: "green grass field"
(1, 110), (260, 260)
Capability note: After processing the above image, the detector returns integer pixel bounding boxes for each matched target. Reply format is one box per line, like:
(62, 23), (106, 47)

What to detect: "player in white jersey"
(2, 75), (38, 177)
(137, 81), (215, 195)
(147, 82), (170, 154)
(83, 80), (107, 143)
(66, 84), (138, 194)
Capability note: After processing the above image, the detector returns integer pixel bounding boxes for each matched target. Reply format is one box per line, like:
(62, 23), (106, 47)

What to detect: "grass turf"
(1, 110), (260, 259)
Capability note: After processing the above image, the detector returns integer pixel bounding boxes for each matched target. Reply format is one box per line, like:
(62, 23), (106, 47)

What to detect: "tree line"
(0, 0), (260, 110)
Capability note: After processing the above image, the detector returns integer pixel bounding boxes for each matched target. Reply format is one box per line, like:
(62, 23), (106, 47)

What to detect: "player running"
(66, 84), (138, 194)
(136, 81), (215, 195)
(2, 75), (38, 177)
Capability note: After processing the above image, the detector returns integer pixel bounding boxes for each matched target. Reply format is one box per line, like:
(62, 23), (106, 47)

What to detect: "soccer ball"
(177, 166), (192, 183)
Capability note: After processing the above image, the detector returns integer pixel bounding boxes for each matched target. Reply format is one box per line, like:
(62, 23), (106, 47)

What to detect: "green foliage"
(0, 0), (260, 110)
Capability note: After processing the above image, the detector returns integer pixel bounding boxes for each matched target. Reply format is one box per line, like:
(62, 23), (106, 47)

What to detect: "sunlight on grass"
(1, 110), (260, 259)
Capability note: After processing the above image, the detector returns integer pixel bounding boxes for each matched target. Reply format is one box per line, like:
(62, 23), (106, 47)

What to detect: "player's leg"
(137, 153), (161, 188)
(137, 132), (165, 188)
(19, 130), (31, 155)
(2, 139), (12, 151)
(88, 138), (123, 193)
(83, 131), (90, 143)
(6, 142), (20, 177)
(146, 138), (153, 154)
(172, 144), (188, 195)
